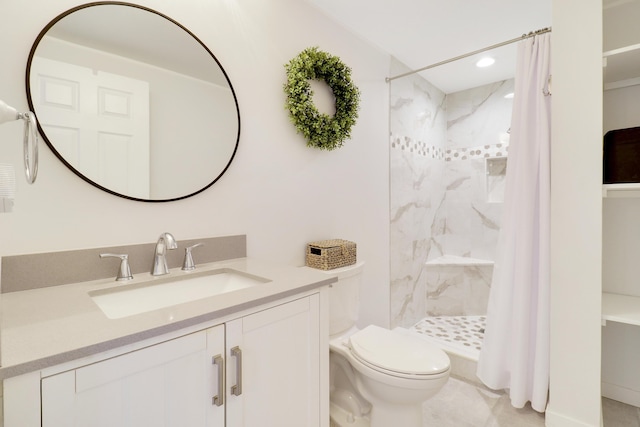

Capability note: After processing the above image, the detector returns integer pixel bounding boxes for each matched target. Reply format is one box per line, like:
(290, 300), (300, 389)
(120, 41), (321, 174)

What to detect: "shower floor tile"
(410, 315), (486, 359)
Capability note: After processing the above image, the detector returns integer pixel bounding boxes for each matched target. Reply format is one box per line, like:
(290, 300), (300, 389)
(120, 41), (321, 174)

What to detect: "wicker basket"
(306, 239), (356, 270)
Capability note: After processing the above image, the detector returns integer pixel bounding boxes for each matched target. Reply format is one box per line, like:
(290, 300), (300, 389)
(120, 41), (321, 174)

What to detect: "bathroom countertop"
(0, 257), (336, 380)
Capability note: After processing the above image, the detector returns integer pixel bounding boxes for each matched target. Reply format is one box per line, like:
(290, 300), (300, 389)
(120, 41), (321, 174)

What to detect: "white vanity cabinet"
(224, 294), (321, 426)
(8, 294), (323, 427)
(41, 326), (225, 427)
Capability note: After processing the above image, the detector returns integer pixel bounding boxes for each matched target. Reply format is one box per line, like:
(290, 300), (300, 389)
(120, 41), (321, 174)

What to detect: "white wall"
(548, 0), (602, 426)
(0, 0), (391, 328)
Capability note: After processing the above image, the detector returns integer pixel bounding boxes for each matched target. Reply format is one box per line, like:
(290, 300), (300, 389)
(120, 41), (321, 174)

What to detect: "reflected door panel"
(31, 57), (150, 198)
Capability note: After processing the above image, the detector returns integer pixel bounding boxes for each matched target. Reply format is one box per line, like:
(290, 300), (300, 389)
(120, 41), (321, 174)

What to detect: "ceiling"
(304, 0), (552, 93)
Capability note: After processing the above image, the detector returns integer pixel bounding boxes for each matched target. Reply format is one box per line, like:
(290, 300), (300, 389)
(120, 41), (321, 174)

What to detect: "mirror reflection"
(26, 2), (240, 201)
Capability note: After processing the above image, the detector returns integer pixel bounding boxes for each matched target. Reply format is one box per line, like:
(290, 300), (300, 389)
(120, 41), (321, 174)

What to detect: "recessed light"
(476, 57), (495, 68)
(504, 92), (514, 99)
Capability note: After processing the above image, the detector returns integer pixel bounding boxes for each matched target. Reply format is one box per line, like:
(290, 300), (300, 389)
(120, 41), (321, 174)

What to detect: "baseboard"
(545, 403), (601, 427)
(602, 381), (640, 407)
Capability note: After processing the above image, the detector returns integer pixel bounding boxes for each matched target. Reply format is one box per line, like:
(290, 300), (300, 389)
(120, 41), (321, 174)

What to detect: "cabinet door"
(226, 295), (320, 427)
(41, 326), (225, 427)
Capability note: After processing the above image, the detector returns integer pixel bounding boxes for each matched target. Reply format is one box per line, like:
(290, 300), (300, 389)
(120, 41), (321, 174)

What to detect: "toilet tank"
(314, 261), (364, 336)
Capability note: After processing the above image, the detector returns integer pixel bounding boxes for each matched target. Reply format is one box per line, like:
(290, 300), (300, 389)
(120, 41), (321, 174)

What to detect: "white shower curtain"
(476, 32), (551, 413)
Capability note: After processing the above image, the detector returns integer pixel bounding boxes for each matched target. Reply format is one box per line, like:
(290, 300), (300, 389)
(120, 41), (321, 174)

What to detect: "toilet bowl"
(330, 325), (450, 427)
(314, 262), (451, 427)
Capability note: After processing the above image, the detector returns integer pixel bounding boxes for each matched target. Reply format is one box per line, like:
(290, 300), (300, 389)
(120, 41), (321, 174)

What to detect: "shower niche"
(485, 157), (507, 203)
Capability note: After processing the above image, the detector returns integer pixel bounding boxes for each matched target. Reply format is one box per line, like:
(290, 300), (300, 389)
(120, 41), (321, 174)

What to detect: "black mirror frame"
(25, 1), (241, 202)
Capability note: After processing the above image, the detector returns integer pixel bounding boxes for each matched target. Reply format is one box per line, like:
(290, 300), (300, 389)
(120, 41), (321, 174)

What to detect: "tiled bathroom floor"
(422, 377), (545, 427)
(408, 316), (640, 426)
(603, 398), (640, 427)
(424, 376), (640, 426)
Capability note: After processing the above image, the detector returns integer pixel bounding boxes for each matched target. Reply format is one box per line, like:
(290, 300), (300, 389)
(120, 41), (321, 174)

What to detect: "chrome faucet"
(151, 232), (178, 276)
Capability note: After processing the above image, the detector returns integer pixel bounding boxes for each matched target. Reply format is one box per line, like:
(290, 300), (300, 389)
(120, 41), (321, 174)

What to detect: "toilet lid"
(348, 325), (450, 376)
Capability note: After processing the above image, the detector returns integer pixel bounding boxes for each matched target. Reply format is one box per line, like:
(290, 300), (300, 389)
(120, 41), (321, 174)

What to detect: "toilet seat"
(348, 325), (449, 379)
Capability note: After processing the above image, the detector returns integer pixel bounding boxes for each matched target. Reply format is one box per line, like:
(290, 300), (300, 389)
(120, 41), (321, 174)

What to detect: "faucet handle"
(100, 253), (133, 281)
(182, 243), (204, 271)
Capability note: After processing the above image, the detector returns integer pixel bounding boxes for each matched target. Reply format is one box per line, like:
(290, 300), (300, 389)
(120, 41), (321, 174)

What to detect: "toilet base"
(330, 400), (424, 427)
(329, 402), (370, 427)
(368, 401), (422, 427)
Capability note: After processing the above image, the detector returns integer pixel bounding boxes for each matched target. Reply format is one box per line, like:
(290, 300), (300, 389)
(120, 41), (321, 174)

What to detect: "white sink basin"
(90, 268), (271, 319)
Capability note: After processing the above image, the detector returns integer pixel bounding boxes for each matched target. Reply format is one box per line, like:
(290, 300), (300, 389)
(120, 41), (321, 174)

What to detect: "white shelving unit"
(602, 38), (640, 310)
(601, 19), (640, 408)
(601, 42), (640, 318)
(601, 178), (640, 326)
(602, 40), (640, 199)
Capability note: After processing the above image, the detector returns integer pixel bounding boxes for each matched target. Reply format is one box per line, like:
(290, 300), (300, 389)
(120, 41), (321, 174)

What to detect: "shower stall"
(388, 56), (514, 366)
(387, 29), (552, 413)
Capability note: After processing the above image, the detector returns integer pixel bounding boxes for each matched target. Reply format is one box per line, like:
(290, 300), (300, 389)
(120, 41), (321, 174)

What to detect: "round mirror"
(26, 2), (240, 202)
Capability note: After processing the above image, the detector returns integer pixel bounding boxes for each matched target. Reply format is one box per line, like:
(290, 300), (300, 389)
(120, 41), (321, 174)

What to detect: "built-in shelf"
(602, 292), (640, 326)
(603, 183), (640, 198)
(604, 43), (640, 90)
(425, 255), (494, 267)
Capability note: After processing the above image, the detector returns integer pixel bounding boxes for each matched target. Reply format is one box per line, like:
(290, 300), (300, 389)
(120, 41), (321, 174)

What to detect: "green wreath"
(283, 47), (360, 151)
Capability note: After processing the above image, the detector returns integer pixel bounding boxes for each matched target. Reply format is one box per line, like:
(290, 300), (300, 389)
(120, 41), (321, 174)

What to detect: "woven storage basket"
(306, 239), (356, 270)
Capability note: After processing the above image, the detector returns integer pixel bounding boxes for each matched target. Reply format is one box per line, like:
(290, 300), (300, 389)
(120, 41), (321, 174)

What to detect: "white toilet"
(320, 262), (450, 427)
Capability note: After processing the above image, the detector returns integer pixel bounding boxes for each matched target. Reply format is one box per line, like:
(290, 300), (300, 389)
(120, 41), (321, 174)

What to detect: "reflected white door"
(31, 57), (150, 198)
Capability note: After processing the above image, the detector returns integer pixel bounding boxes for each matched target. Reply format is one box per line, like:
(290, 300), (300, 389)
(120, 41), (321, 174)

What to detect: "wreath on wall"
(283, 47), (361, 151)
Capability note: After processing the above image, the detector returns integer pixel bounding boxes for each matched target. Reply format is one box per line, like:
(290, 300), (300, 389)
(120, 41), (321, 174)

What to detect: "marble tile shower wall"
(389, 59), (446, 328)
(438, 80), (513, 261)
(389, 57), (514, 327)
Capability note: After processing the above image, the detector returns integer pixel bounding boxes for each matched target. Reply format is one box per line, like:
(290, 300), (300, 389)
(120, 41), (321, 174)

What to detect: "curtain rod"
(385, 27), (551, 83)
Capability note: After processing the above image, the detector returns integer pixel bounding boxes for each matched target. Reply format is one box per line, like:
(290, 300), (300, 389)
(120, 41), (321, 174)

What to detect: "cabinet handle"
(231, 346), (243, 396)
(212, 355), (224, 406)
